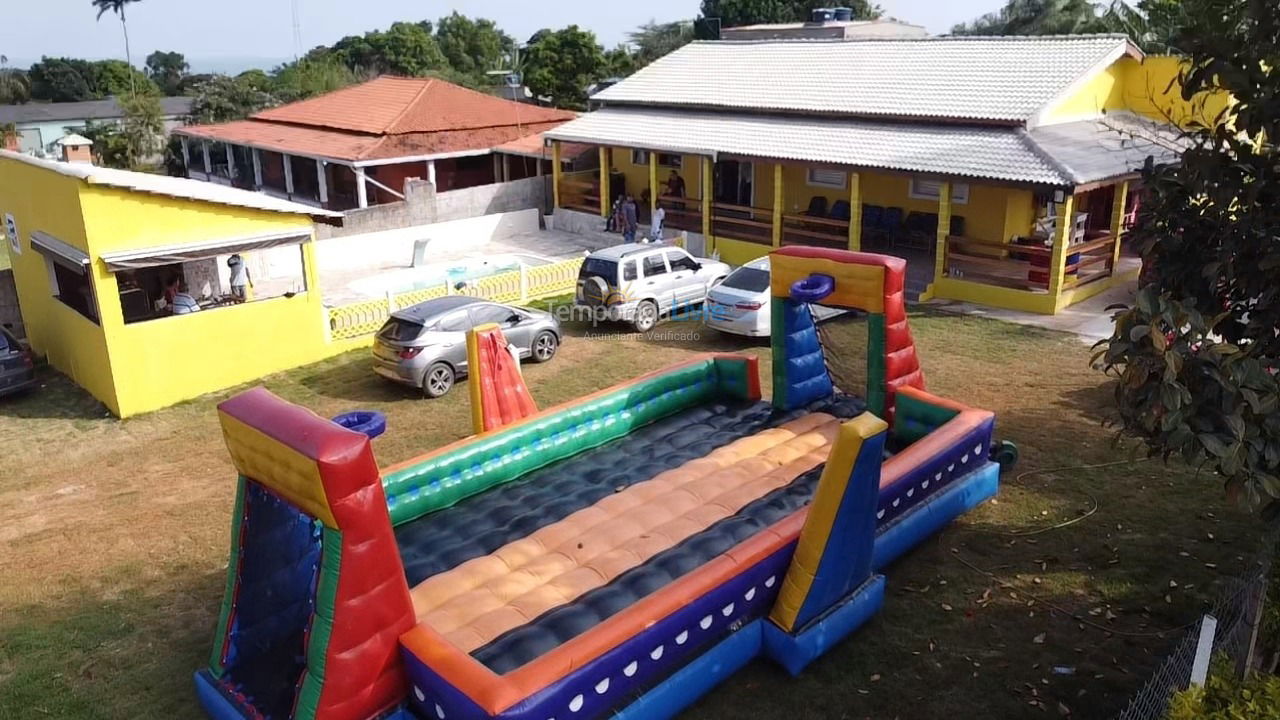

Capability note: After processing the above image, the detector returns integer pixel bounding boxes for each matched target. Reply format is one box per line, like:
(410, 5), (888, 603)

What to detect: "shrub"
(1166, 663), (1280, 720)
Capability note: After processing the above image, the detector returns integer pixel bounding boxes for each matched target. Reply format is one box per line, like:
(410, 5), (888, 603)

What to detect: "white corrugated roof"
(594, 35), (1137, 123)
(546, 108), (1071, 185)
(0, 149), (341, 218)
(1027, 112), (1185, 184)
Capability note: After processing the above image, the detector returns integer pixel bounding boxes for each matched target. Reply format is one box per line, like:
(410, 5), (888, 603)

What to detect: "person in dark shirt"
(622, 195), (638, 243)
(666, 170), (687, 210)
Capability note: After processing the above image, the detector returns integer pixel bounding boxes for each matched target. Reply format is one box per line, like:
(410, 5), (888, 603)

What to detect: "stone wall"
(0, 269), (23, 338)
(316, 176), (549, 240)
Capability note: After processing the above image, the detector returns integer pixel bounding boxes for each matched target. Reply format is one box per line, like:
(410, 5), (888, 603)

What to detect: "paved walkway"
(317, 227), (616, 306)
(927, 279), (1137, 343)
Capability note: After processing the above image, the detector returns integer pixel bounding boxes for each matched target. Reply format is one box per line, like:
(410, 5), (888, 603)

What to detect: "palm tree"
(92, 0), (143, 94)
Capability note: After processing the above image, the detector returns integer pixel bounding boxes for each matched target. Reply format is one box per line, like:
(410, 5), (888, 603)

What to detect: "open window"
(100, 230), (310, 324)
(30, 231), (98, 324)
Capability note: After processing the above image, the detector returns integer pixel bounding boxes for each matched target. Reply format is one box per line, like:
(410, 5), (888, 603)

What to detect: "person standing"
(651, 203), (666, 241)
(666, 170), (687, 211)
(622, 195), (638, 243)
(227, 254), (253, 301)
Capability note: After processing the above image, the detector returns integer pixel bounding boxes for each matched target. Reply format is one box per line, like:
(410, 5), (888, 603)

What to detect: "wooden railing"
(711, 201), (772, 245)
(782, 212), (849, 249)
(945, 233), (1120, 292)
(558, 169), (599, 214)
(658, 193), (701, 232)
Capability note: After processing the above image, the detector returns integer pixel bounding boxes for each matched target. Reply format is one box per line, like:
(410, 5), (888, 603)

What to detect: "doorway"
(714, 160), (754, 207)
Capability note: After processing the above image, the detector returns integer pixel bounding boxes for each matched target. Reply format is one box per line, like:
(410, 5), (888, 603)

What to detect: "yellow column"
(598, 147), (610, 217)
(933, 181), (952, 283)
(1048, 193), (1076, 300)
(551, 141), (562, 209)
(772, 163), (784, 247)
(649, 151), (659, 220)
(1109, 181), (1129, 273)
(847, 171), (862, 252)
(702, 156), (713, 253)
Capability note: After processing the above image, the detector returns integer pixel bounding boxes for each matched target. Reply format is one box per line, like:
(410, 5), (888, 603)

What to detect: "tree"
(523, 25), (607, 109)
(28, 58), (95, 102)
(0, 55), (30, 105)
(629, 20), (696, 68)
(435, 12), (511, 80)
(699, 0), (882, 28)
(1099, 0), (1186, 53)
(116, 91), (163, 167)
(92, 0), (143, 94)
(271, 56), (359, 103)
(604, 45), (638, 78)
(1096, 0), (1280, 514)
(91, 59), (156, 97)
(145, 50), (188, 95)
(188, 74), (276, 124)
(951, 0), (1107, 35)
(330, 21), (448, 76)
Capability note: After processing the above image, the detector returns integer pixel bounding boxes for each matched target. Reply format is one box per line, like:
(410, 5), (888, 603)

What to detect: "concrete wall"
(0, 270), (21, 337)
(315, 209), (542, 274)
(316, 175), (548, 240)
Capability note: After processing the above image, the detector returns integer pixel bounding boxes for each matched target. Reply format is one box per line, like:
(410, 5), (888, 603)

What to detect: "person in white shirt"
(651, 203), (666, 241)
(170, 282), (201, 315)
(227, 254), (252, 300)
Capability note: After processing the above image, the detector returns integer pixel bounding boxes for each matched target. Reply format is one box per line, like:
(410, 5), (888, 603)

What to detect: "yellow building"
(0, 149), (342, 417)
(549, 35), (1226, 314)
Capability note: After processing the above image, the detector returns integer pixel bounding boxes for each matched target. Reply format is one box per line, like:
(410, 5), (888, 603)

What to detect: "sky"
(1, 0), (1008, 73)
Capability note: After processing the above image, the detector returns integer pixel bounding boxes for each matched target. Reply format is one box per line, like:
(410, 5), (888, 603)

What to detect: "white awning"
(546, 108), (1072, 185)
(98, 230), (310, 272)
(30, 231), (90, 275)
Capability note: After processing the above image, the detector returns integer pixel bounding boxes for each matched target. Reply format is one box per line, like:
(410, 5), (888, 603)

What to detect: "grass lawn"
(0, 305), (1264, 719)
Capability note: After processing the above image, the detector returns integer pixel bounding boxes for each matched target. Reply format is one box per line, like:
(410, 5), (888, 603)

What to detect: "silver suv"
(372, 296), (560, 398)
(575, 244), (730, 332)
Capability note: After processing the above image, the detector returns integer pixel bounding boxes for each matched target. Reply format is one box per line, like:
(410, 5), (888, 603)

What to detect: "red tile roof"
(253, 76), (574, 134)
(176, 76), (577, 163)
(494, 132), (594, 160)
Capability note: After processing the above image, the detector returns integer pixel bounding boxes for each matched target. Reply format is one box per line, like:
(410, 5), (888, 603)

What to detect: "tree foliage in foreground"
(1096, 0), (1280, 514)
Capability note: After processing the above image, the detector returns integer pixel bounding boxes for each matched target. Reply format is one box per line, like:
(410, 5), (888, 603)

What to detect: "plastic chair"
(804, 196), (829, 217)
(829, 200), (851, 222)
(881, 207), (904, 243)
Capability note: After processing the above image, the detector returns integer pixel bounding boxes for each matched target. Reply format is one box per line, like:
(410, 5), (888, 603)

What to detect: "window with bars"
(909, 177), (969, 205)
(806, 168), (847, 189)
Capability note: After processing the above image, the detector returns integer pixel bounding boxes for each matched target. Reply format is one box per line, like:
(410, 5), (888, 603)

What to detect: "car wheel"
(531, 331), (559, 363)
(421, 362), (455, 399)
(633, 300), (658, 332)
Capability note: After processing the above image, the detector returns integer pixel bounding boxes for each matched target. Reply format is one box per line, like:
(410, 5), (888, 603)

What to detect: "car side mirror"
(505, 313), (522, 325)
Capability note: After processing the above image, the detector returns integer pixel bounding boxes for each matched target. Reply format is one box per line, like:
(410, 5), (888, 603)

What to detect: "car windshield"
(378, 317), (424, 342)
(720, 266), (770, 293)
(579, 257), (619, 284)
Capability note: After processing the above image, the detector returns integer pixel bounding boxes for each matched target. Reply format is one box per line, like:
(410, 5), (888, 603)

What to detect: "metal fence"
(326, 257), (584, 341)
(1113, 535), (1276, 720)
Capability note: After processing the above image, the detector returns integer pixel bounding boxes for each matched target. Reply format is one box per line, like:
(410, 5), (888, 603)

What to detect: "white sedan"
(705, 257), (843, 337)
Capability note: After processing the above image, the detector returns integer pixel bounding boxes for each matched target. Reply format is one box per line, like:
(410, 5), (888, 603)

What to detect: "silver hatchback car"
(372, 296), (561, 398)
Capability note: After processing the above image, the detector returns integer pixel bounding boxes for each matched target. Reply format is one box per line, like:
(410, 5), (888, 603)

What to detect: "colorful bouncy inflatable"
(195, 247), (1004, 720)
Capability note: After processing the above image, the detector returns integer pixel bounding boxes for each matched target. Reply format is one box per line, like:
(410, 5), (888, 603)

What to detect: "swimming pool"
(347, 253), (553, 298)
